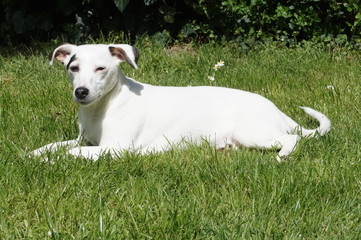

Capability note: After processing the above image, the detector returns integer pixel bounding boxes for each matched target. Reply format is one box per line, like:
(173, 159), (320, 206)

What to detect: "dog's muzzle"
(75, 87), (89, 100)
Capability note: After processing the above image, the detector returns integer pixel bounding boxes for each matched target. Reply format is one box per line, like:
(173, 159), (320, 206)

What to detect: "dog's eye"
(70, 66), (79, 72)
(96, 67), (106, 72)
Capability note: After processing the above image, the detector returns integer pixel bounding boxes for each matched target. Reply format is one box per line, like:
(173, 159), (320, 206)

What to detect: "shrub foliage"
(1, 0), (360, 46)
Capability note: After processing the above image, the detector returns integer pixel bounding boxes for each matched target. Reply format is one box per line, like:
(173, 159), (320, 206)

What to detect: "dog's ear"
(109, 44), (139, 69)
(49, 44), (76, 66)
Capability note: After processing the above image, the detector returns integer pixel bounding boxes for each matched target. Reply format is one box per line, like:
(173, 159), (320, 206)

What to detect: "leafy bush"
(182, 0), (361, 46)
(1, 0), (360, 47)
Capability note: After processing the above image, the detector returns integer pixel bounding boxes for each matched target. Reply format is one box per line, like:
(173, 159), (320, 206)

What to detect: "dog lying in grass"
(32, 43), (331, 161)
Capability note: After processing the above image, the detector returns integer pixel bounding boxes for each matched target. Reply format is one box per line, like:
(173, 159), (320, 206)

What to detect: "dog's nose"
(75, 87), (89, 100)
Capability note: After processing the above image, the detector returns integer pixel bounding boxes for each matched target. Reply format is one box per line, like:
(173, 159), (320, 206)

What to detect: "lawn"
(1, 41), (360, 239)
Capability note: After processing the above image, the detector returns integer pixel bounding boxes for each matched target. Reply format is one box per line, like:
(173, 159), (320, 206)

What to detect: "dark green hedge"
(1, 0), (360, 46)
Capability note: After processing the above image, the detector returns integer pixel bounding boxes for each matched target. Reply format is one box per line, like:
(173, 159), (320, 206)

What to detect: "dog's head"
(49, 44), (139, 106)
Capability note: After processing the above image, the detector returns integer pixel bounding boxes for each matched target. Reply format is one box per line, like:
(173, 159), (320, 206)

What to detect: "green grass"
(1, 41), (360, 239)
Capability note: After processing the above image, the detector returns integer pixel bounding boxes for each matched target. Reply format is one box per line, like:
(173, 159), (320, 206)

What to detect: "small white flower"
(213, 65), (219, 71)
(217, 60), (225, 67)
(208, 76), (215, 81)
(326, 85), (335, 91)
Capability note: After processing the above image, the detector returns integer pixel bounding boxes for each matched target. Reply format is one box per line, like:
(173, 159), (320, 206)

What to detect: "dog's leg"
(67, 146), (119, 161)
(272, 135), (301, 162)
(32, 139), (80, 156)
(242, 134), (300, 162)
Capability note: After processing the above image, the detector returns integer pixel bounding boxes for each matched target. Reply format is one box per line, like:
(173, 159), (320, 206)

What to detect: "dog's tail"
(298, 106), (331, 137)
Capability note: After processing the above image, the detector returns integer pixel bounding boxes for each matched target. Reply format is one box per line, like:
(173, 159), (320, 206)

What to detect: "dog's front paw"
(68, 147), (100, 161)
(68, 147), (83, 157)
(31, 147), (44, 156)
(29, 149), (55, 164)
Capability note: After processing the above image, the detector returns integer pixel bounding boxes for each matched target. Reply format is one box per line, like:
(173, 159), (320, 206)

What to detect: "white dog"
(32, 43), (331, 161)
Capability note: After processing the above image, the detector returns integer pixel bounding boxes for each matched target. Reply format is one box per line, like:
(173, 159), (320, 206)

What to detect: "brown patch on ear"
(49, 43), (74, 64)
(109, 46), (138, 69)
(109, 46), (126, 61)
(48, 42), (72, 62)
(53, 49), (71, 63)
